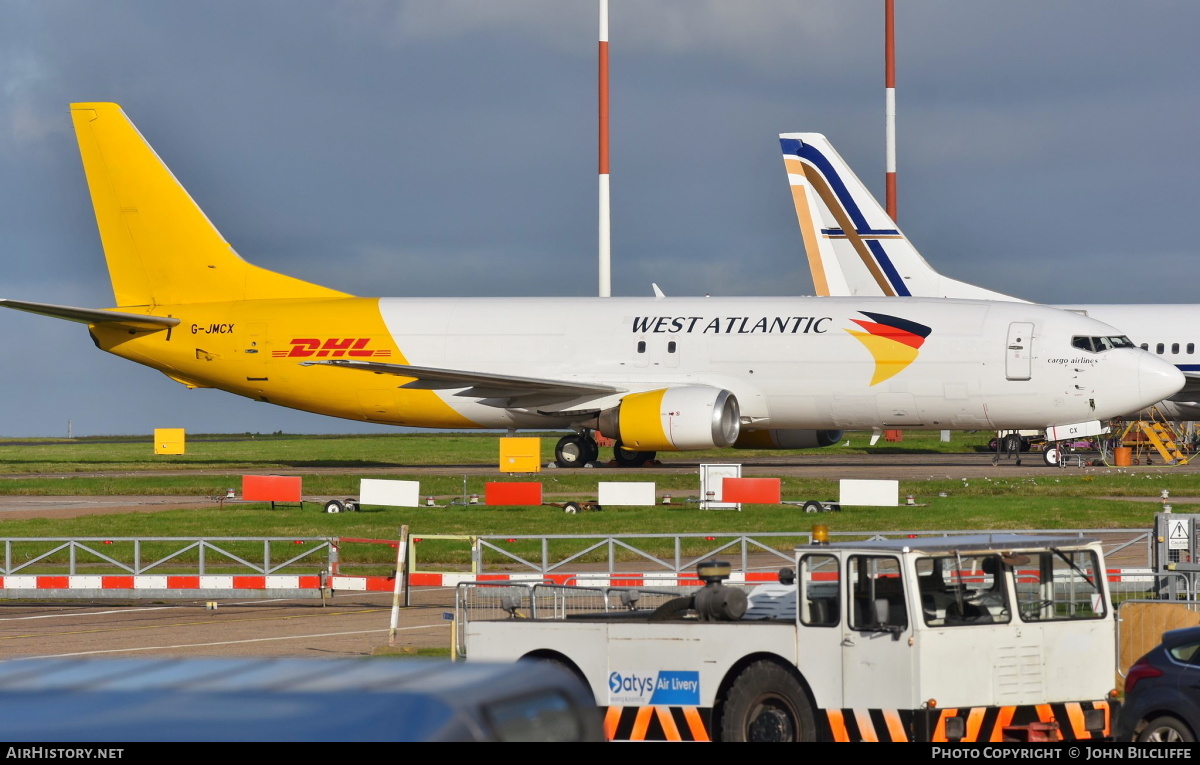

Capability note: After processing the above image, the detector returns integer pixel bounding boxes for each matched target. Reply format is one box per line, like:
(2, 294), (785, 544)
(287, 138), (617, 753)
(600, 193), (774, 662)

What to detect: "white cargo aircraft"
(780, 132), (1200, 426)
(0, 105), (1183, 468)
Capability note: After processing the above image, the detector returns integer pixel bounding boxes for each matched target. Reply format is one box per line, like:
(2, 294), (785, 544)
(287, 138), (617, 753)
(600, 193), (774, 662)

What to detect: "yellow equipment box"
(154, 428), (185, 455)
(499, 437), (540, 473)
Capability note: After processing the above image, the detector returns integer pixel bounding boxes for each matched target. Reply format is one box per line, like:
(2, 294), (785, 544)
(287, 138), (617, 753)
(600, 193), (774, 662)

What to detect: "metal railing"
(468, 528), (1154, 579)
(0, 537), (333, 576)
(454, 580), (688, 656)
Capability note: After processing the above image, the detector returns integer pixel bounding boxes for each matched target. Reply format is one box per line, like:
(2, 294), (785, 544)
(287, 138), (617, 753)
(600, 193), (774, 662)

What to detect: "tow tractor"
(461, 532), (1117, 742)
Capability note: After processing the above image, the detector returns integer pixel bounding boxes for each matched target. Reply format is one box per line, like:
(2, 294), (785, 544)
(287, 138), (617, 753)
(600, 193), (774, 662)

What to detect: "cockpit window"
(1110, 335), (1135, 349)
(1071, 336), (1135, 353)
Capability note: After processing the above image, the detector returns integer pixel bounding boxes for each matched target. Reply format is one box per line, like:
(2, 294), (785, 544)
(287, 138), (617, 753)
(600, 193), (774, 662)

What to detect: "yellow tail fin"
(71, 103), (349, 307)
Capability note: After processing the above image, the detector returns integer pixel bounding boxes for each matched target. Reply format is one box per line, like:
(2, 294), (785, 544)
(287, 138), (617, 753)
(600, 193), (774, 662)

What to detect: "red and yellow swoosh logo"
(846, 312), (932, 385)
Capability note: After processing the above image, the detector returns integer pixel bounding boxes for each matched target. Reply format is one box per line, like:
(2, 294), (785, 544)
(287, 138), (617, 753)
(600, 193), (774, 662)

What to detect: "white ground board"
(358, 479), (421, 508)
(597, 482), (656, 507)
(838, 479), (899, 507)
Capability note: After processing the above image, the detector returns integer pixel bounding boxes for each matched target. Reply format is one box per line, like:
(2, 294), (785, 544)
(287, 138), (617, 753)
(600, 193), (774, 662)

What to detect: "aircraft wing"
(0, 299), (179, 331)
(301, 359), (625, 401)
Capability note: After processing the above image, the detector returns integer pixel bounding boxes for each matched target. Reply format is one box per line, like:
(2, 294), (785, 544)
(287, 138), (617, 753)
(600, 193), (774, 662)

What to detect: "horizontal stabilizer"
(301, 360), (625, 399)
(0, 299), (179, 331)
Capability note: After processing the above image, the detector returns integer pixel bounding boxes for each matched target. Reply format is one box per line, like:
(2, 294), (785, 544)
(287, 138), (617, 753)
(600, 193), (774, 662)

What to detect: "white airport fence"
(470, 528), (1153, 580)
(0, 528), (1165, 602)
(0, 537), (335, 600)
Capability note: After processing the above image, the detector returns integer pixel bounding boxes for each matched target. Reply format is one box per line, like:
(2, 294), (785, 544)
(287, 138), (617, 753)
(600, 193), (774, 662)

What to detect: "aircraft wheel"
(718, 661), (816, 742)
(1043, 445), (1060, 466)
(1003, 434), (1022, 453)
(581, 437), (600, 464)
(554, 435), (589, 468)
(323, 499), (344, 514)
(613, 443), (654, 468)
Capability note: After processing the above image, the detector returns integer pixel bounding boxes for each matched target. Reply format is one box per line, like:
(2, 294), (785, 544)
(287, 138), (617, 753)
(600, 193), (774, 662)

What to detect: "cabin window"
(1190, 344), (1195, 355)
(1140, 343), (1149, 351)
(799, 554), (839, 627)
(1157, 343), (1165, 355)
(847, 555), (908, 632)
(1173, 343), (1181, 355)
(667, 341), (677, 354)
(636, 341), (646, 353)
(1013, 548), (1106, 622)
(916, 555), (1011, 627)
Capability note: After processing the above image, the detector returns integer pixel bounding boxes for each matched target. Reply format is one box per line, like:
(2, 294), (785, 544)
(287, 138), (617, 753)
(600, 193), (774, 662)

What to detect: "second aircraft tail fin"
(70, 103), (349, 308)
(779, 132), (1023, 302)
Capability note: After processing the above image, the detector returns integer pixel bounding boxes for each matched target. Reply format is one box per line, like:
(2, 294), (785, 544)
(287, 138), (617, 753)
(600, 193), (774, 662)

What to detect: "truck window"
(799, 554), (839, 627)
(847, 556), (908, 632)
(1012, 548), (1106, 621)
(915, 555), (1011, 626)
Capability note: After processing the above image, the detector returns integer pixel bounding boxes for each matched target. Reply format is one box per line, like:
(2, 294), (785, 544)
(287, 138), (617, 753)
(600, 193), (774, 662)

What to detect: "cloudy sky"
(2, 1), (1198, 437)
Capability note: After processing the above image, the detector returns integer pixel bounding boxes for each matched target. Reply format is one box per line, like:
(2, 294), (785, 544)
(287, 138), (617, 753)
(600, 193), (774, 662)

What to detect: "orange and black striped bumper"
(601, 701), (1112, 742)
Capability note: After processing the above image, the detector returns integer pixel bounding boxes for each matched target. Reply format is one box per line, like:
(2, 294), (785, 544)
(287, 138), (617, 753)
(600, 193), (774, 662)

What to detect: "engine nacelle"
(733, 429), (844, 450)
(597, 387), (740, 451)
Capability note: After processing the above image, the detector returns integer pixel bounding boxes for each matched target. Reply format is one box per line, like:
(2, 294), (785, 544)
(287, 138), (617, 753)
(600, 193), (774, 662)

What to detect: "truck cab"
(461, 534), (1116, 742)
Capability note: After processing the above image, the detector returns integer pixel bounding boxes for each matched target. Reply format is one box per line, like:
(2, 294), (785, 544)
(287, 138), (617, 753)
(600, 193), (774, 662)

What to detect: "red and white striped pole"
(598, 0), (612, 297)
(883, 1), (902, 445)
(884, 0), (897, 221)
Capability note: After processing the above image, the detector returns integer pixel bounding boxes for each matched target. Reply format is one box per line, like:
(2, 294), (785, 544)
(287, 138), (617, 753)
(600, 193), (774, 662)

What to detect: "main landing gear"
(554, 433), (599, 468)
(553, 432), (656, 469)
(613, 443), (656, 468)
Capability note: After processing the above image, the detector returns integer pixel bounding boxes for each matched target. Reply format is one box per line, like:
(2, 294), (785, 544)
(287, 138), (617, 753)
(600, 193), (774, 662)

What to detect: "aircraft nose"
(1139, 354), (1186, 405)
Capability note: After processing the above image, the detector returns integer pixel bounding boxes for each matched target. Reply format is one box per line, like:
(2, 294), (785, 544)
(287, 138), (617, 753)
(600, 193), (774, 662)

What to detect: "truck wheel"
(718, 661), (815, 742)
(323, 499), (343, 514)
(563, 501), (581, 514)
(801, 501), (823, 514)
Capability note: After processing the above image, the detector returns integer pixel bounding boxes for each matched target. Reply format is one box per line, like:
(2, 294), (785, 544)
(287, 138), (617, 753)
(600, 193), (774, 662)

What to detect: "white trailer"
(461, 534), (1116, 742)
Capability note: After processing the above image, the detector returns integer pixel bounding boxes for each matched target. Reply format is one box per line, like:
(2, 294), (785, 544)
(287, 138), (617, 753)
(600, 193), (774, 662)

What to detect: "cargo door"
(1005, 322), (1033, 381)
(244, 322), (269, 383)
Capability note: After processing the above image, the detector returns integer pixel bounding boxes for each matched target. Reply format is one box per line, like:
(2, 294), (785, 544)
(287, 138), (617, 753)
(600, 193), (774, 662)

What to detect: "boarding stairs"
(1119, 408), (1192, 465)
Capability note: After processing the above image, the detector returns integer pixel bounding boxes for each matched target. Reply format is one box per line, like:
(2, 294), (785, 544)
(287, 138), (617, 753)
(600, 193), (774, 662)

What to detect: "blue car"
(1118, 625), (1200, 742)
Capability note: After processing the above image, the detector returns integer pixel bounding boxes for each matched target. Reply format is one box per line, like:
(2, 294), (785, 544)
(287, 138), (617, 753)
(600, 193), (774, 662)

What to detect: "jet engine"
(596, 387), (740, 451)
(732, 429), (844, 450)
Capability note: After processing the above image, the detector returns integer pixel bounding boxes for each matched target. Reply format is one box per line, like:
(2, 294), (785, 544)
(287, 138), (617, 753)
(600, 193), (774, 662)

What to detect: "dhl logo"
(272, 338), (392, 359)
